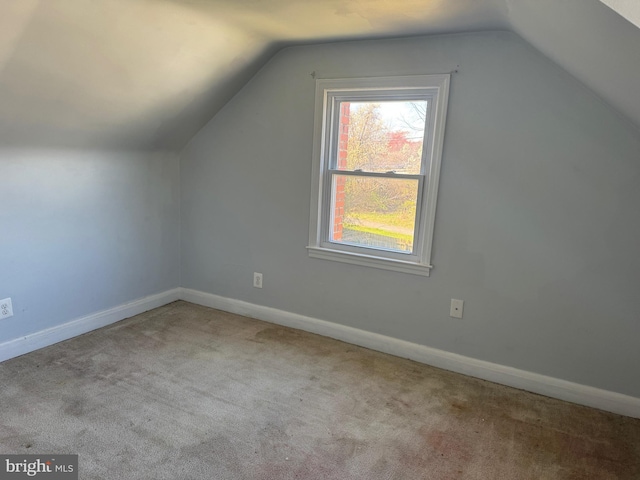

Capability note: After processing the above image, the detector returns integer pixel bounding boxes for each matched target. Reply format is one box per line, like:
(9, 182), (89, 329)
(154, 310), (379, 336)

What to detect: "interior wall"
(0, 149), (180, 344)
(180, 31), (640, 398)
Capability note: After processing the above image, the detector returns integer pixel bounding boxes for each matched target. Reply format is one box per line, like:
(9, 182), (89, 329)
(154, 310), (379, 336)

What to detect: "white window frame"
(307, 75), (450, 276)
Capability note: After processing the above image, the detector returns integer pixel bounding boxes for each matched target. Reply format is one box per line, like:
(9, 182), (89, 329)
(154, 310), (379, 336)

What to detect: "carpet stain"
(62, 396), (87, 417)
(254, 326), (333, 357)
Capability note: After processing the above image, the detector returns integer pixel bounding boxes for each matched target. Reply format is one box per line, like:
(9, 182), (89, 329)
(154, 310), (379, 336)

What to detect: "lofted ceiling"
(600, 0), (640, 29)
(0, 0), (638, 151)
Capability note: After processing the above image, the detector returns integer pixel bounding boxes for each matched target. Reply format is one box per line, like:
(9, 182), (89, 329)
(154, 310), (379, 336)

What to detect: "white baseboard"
(3, 286), (639, 418)
(180, 287), (640, 419)
(0, 288), (181, 364)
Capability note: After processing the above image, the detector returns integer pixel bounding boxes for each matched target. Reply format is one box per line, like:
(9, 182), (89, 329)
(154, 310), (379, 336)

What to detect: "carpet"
(1, 301), (639, 479)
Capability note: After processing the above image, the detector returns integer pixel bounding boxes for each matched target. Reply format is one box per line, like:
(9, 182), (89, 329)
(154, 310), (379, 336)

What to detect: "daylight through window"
(308, 75), (450, 276)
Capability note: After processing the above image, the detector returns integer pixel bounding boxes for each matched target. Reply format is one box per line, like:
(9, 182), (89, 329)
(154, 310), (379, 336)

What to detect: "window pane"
(336, 100), (427, 174)
(330, 174), (418, 253)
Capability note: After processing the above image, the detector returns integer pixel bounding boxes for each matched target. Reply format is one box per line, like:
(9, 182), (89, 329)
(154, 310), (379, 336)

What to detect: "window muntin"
(308, 75), (450, 276)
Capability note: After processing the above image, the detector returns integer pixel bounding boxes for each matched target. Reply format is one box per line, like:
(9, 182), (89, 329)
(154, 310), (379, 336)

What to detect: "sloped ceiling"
(0, 0), (638, 151)
(600, 0), (640, 28)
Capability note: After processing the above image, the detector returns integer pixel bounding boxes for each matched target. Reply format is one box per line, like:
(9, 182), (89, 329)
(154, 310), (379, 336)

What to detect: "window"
(307, 75), (450, 276)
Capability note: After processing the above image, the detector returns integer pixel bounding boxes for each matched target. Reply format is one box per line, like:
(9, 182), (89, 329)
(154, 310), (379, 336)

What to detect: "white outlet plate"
(253, 272), (263, 289)
(0, 298), (13, 319)
(450, 299), (464, 319)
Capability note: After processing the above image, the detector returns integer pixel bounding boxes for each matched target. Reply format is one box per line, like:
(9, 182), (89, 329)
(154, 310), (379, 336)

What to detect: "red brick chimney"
(333, 102), (350, 241)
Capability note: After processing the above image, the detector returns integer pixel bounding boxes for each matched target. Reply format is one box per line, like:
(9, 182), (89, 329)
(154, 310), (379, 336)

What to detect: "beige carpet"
(1, 301), (639, 479)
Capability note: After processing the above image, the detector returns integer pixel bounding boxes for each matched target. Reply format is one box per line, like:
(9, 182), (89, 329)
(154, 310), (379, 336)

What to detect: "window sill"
(306, 246), (432, 276)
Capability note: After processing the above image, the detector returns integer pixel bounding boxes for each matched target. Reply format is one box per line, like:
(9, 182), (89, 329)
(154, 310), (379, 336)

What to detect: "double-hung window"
(308, 75), (450, 276)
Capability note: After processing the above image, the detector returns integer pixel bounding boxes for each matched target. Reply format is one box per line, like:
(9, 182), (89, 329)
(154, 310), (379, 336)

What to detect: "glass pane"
(330, 174), (418, 253)
(336, 100), (427, 174)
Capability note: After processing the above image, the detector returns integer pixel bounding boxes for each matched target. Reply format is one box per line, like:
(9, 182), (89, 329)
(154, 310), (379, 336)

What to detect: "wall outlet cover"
(0, 298), (14, 319)
(450, 298), (464, 319)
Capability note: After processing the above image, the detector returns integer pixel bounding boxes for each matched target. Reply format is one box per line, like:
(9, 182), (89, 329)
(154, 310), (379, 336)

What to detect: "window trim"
(307, 75), (450, 276)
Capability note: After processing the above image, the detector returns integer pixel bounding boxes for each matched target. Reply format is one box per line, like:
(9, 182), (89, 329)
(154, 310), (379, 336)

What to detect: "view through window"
(330, 100), (428, 253)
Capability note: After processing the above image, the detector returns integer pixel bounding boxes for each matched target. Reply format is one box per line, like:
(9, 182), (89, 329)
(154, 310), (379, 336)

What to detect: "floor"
(1, 301), (639, 479)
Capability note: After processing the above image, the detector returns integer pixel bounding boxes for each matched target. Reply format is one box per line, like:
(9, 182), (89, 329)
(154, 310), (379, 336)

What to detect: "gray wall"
(0, 149), (180, 344)
(180, 31), (640, 398)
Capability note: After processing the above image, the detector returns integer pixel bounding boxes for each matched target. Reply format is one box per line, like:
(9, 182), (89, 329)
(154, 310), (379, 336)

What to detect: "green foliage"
(346, 211), (415, 229)
(343, 103), (422, 219)
(345, 103), (388, 171)
(343, 223), (413, 244)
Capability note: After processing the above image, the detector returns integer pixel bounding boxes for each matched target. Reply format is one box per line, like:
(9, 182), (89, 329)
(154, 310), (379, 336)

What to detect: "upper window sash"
(324, 93), (434, 175)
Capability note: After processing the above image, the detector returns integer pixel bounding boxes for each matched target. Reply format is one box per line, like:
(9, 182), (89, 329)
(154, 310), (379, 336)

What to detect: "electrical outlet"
(0, 298), (13, 319)
(253, 272), (263, 289)
(450, 299), (464, 319)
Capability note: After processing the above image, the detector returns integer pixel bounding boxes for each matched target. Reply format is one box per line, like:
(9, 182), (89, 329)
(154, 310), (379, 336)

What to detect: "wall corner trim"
(180, 287), (640, 419)
(0, 288), (181, 363)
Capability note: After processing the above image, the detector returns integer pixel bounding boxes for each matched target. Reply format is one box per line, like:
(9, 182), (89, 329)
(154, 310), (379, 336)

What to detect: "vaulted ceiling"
(0, 0), (638, 151)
